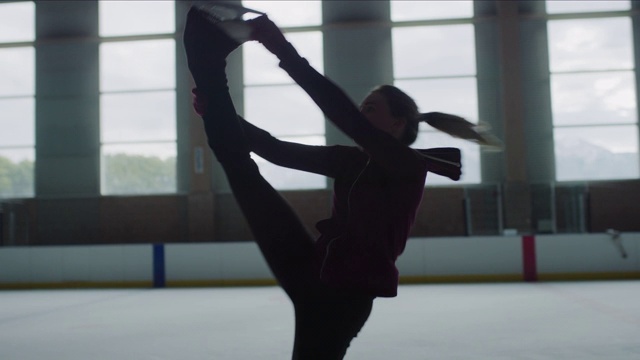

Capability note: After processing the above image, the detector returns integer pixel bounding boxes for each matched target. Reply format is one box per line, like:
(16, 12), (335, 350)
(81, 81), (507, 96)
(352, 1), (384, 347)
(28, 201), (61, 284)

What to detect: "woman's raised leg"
(184, 8), (316, 300)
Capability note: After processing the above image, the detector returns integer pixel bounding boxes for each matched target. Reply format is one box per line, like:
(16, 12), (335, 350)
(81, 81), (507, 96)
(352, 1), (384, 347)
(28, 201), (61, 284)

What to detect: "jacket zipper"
(320, 158), (370, 279)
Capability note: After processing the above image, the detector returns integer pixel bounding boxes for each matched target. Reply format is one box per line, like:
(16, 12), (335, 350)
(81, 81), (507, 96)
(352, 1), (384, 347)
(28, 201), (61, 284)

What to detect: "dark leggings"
(202, 63), (373, 360)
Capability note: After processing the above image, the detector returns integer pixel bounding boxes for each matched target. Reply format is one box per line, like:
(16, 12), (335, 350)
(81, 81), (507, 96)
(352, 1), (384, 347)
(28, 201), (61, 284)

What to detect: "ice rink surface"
(1, 281), (639, 360)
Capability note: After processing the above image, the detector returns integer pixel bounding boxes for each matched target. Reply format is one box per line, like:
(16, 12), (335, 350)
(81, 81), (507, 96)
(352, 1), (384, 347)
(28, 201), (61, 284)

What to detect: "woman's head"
(360, 85), (420, 145)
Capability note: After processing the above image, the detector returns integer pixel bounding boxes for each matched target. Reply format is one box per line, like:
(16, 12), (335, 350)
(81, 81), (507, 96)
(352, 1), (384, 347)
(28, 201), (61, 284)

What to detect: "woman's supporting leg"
(184, 8), (316, 300)
(184, 9), (376, 359)
(292, 286), (374, 360)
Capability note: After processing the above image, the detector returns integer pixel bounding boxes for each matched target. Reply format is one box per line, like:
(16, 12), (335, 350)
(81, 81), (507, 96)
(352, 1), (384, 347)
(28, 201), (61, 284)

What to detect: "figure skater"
(183, 7), (462, 360)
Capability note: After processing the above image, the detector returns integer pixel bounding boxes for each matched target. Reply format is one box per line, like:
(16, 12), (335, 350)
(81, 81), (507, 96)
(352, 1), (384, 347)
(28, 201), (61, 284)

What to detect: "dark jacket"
(236, 47), (432, 296)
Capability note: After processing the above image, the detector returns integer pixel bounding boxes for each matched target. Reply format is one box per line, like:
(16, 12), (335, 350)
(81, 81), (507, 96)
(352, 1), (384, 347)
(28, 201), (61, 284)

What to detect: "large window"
(242, 0), (325, 190)
(547, 0), (638, 181)
(99, 1), (177, 195)
(0, 1), (35, 199)
(391, 1), (480, 185)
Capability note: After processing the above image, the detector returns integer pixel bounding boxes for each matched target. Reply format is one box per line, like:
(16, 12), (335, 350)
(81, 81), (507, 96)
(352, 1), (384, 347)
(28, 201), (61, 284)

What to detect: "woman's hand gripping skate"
(248, 16), (298, 60)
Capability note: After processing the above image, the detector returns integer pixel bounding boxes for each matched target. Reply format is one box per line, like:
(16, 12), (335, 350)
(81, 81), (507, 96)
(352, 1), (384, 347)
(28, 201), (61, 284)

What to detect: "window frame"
(0, 1), (36, 199)
(545, 3), (639, 182)
(98, 1), (178, 196)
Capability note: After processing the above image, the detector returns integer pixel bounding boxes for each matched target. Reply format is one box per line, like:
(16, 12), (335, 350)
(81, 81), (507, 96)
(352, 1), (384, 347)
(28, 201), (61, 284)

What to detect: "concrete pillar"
(633, 0), (640, 174)
(496, 1), (532, 233)
(177, 0), (217, 241)
(35, 0), (100, 197)
(33, 1), (101, 244)
(176, 0), (193, 195)
(519, 1), (555, 184)
(321, 0), (393, 146)
(474, 1), (506, 183)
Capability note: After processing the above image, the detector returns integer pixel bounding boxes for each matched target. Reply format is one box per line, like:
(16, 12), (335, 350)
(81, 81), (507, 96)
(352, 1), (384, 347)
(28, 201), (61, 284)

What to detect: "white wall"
(0, 245), (152, 287)
(537, 234), (640, 279)
(165, 243), (271, 284)
(398, 236), (524, 280)
(0, 234), (638, 288)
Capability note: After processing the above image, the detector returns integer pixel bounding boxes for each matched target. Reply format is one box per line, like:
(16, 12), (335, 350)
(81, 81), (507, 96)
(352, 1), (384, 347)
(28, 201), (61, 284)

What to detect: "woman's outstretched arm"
(192, 88), (350, 177)
(239, 116), (352, 178)
(249, 16), (426, 177)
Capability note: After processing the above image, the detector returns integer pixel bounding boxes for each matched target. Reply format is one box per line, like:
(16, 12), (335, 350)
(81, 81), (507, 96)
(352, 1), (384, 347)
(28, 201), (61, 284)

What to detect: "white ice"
(1, 281), (639, 360)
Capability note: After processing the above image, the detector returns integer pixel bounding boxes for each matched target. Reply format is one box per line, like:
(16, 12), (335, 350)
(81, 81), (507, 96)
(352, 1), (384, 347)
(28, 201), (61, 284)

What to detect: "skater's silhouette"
(184, 7), (461, 360)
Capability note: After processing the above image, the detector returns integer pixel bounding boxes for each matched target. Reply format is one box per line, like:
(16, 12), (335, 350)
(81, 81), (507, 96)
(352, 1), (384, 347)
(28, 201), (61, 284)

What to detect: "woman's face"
(360, 92), (406, 140)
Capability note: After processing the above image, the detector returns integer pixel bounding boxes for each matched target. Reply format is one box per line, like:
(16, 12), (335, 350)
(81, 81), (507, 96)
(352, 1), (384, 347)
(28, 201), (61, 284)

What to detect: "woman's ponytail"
(419, 112), (503, 150)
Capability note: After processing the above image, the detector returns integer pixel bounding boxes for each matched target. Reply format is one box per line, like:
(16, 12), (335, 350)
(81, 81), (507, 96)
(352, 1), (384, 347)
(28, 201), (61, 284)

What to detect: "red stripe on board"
(522, 235), (537, 282)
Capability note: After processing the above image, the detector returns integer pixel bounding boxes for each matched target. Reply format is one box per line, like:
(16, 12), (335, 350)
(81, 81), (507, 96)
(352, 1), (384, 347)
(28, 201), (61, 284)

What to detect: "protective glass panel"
(244, 31), (323, 85)
(242, 1), (321, 27)
(555, 125), (639, 181)
(244, 85), (325, 137)
(101, 91), (176, 143)
(0, 98), (35, 147)
(546, 0), (630, 14)
(100, 39), (176, 92)
(393, 25), (476, 78)
(548, 18), (633, 72)
(551, 72), (637, 126)
(391, 0), (473, 21)
(101, 143), (176, 195)
(253, 135), (326, 190)
(0, 1), (35, 43)
(0, 148), (35, 198)
(99, 0), (175, 37)
(0, 47), (35, 96)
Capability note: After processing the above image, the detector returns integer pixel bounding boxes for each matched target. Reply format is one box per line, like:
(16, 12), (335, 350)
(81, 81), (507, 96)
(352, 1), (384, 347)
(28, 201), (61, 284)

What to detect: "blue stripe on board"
(153, 244), (166, 288)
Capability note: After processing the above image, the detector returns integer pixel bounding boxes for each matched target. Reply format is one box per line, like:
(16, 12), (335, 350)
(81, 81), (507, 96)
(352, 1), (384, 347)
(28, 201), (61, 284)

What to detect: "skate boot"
(183, 4), (261, 91)
(192, 2), (264, 44)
